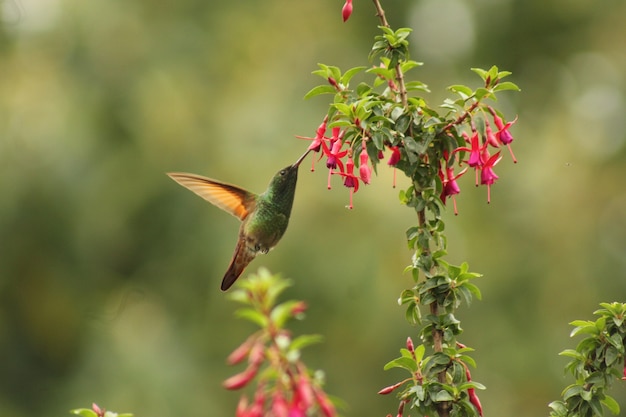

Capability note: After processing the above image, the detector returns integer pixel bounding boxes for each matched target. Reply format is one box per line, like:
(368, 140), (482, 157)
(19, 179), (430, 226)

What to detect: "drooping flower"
(342, 0), (353, 22)
(440, 164), (468, 215)
(321, 128), (348, 189)
(488, 106), (518, 163)
(271, 390), (289, 417)
(387, 145), (401, 188)
(334, 156), (359, 209)
(387, 146), (401, 166)
(296, 116), (329, 171)
(358, 142), (371, 184)
(480, 150), (502, 203)
(454, 131), (485, 186)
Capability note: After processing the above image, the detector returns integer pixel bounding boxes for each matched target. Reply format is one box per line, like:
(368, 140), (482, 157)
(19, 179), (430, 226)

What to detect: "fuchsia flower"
(321, 128), (348, 189)
(387, 145), (401, 188)
(342, 0), (353, 22)
(359, 142), (372, 184)
(387, 146), (401, 166)
(334, 156), (359, 209)
(480, 150), (502, 203)
(440, 164), (468, 215)
(488, 106), (518, 163)
(454, 131), (485, 187)
(296, 116), (329, 171)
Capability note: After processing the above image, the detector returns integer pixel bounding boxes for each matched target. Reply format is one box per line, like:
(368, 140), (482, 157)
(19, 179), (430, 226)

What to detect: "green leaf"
(548, 401), (568, 415)
(459, 381), (486, 391)
(602, 395), (620, 415)
(562, 384), (583, 400)
(383, 356), (418, 372)
(461, 282), (482, 301)
(290, 334), (324, 351)
(433, 390), (455, 402)
(493, 81), (521, 92)
(341, 66), (367, 85)
(570, 321), (599, 337)
(356, 82), (373, 97)
(270, 301), (302, 328)
(70, 410), (98, 417)
(414, 344), (426, 363)
(605, 346), (619, 366)
(235, 308), (268, 327)
(304, 85), (337, 99)
(474, 87), (491, 101)
(470, 67), (489, 81)
(448, 84), (473, 98)
(405, 80), (430, 92)
(559, 349), (582, 359)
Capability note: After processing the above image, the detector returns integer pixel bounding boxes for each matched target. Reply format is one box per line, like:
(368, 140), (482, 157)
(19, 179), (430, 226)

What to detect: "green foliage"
(549, 303), (626, 417)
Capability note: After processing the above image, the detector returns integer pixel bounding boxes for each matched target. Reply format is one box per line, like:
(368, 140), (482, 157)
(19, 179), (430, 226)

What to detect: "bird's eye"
(280, 169), (286, 176)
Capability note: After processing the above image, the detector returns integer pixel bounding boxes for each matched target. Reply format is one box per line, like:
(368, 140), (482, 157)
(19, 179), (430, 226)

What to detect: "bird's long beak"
(293, 148), (312, 168)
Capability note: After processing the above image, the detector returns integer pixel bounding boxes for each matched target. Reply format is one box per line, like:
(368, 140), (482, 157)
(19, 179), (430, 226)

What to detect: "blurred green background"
(1, 0), (626, 416)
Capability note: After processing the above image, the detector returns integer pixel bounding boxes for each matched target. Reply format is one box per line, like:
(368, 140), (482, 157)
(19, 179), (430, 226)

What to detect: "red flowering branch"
(298, 1), (519, 417)
(225, 269), (336, 417)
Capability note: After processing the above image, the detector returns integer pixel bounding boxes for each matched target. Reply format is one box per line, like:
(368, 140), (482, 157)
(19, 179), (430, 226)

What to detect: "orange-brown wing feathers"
(167, 172), (256, 221)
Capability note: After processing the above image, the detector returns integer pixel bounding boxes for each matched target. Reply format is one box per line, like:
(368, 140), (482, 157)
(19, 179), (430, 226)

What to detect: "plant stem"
(372, 0), (409, 108)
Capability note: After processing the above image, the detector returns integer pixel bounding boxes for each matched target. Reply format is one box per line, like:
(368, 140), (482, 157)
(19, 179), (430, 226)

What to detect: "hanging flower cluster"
(297, 93), (518, 213)
(224, 270), (336, 417)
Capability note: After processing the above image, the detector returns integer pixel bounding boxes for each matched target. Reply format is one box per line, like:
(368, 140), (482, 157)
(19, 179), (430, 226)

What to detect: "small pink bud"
(314, 389), (337, 417)
(342, 0), (353, 22)
(248, 341), (265, 366)
(328, 77), (338, 88)
(92, 403), (104, 417)
(291, 301), (308, 315)
(227, 335), (256, 365)
(223, 365), (258, 390)
(236, 396), (249, 417)
(378, 381), (405, 395)
(406, 337), (415, 353)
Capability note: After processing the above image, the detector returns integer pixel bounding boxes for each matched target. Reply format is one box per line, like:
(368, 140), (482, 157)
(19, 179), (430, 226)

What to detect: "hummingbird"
(167, 149), (311, 291)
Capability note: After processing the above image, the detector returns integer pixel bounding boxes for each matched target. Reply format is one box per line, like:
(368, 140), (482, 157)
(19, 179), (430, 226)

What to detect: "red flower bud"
(223, 365), (258, 390)
(406, 336), (415, 353)
(248, 341), (265, 366)
(314, 388), (337, 417)
(468, 390), (483, 416)
(378, 381), (405, 395)
(342, 0), (353, 22)
(236, 396), (249, 417)
(291, 301), (308, 315)
(227, 335), (257, 365)
(92, 403), (104, 417)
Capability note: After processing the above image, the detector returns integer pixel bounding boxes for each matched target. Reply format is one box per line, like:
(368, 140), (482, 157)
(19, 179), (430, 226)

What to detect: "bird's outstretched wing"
(167, 172), (256, 221)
